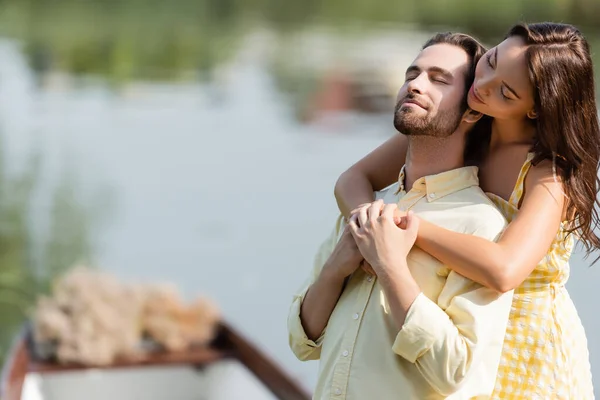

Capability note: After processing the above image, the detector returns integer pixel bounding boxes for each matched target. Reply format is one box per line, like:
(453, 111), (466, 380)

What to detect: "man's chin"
(394, 115), (428, 135)
(394, 123), (427, 136)
(396, 107), (429, 124)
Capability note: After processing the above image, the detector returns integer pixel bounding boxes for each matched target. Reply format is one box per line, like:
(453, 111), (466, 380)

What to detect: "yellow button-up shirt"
(288, 166), (513, 400)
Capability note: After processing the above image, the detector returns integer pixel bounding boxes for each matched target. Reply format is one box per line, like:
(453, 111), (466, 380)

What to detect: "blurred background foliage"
(0, 0), (597, 84)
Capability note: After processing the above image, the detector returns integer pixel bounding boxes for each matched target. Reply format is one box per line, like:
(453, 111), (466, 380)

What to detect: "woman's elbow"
(487, 263), (522, 293)
(333, 171), (348, 200)
(334, 169), (367, 216)
(490, 281), (515, 294)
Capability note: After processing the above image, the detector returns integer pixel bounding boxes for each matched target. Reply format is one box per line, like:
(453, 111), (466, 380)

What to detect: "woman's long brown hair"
(509, 22), (600, 257)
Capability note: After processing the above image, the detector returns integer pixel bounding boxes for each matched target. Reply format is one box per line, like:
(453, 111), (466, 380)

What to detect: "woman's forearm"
(415, 165), (565, 294)
(334, 171), (376, 218)
(416, 219), (514, 292)
(335, 135), (408, 218)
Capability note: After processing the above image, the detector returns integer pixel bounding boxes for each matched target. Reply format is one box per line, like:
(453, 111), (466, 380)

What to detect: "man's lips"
(402, 98), (427, 109)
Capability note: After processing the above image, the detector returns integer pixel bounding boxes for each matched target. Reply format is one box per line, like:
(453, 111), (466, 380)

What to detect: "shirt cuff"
(287, 292), (326, 348)
(392, 293), (449, 363)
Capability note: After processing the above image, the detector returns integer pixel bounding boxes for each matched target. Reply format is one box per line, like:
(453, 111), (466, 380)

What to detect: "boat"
(0, 322), (311, 400)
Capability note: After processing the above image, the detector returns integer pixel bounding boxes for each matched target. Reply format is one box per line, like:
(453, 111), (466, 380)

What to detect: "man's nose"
(407, 73), (427, 95)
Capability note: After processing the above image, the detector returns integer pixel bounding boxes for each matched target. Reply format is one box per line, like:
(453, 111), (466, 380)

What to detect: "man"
(287, 33), (513, 400)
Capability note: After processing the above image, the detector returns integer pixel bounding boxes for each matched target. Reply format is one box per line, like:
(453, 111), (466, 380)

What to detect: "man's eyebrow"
(428, 66), (454, 80)
(495, 47), (521, 99)
(406, 65), (453, 80)
(406, 65), (421, 75)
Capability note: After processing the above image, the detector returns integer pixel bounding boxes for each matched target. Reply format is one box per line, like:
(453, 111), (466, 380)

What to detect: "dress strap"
(508, 152), (535, 207)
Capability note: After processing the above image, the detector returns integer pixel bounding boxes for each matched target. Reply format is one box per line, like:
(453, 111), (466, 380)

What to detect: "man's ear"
(461, 108), (483, 124)
(527, 109), (537, 120)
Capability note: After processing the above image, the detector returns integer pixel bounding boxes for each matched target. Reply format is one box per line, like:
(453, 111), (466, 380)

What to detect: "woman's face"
(467, 36), (536, 121)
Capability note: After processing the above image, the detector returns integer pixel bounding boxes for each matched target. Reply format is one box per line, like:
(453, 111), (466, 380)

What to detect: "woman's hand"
(350, 201), (408, 228)
(349, 200), (411, 277)
(348, 200), (419, 277)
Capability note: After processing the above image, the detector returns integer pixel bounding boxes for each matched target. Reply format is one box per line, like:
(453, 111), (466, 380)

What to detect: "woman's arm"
(416, 161), (564, 293)
(335, 134), (408, 218)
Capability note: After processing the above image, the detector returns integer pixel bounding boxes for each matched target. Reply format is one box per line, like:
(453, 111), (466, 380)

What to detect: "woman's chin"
(467, 97), (485, 115)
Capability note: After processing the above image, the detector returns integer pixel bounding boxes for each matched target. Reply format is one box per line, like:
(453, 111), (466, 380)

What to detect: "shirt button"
(342, 350), (349, 357)
(429, 192), (436, 199)
(352, 313), (360, 320)
(334, 388), (342, 395)
(367, 276), (373, 282)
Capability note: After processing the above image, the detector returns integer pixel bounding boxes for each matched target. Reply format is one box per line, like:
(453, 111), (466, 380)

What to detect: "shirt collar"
(396, 165), (479, 202)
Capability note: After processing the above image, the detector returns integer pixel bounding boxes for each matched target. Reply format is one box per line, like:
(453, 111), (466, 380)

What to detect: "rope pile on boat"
(31, 267), (221, 366)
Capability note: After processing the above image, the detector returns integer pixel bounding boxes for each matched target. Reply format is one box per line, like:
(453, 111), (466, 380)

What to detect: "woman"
(336, 22), (597, 399)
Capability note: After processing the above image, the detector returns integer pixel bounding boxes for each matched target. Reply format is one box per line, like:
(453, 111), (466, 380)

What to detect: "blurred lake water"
(1, 22), (600, 397)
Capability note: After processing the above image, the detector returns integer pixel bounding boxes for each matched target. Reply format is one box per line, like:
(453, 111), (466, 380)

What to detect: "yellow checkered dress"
(488, 153), (594, 399)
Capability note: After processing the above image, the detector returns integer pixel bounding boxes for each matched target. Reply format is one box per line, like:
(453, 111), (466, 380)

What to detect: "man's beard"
(393, 97), (463, 138)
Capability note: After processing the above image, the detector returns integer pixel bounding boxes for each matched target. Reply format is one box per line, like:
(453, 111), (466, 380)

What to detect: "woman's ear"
(462, 108), (483, 124)
(527, 109), (538, 119)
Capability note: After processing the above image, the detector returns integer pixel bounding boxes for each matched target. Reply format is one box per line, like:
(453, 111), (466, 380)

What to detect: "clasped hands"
(326, 199), (419, 281)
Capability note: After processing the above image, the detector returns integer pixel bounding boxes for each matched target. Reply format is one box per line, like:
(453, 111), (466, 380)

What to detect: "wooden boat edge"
(0, 322), (311, 400)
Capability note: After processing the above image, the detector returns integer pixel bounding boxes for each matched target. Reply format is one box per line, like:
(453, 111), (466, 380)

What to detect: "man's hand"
(349, 201), (406, 277)
(348, 200), (419, 277)
(299, 225), (364, 341)
(321, 226), (364, 282)
(348, 200), (422, 329)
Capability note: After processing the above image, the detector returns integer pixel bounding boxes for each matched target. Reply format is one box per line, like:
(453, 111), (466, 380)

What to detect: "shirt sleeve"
(392, 209), (512, 396)
(287, 215), (344, 361)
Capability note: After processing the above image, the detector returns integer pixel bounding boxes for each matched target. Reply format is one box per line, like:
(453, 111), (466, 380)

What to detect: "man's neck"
(404, 135), (465, 191)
